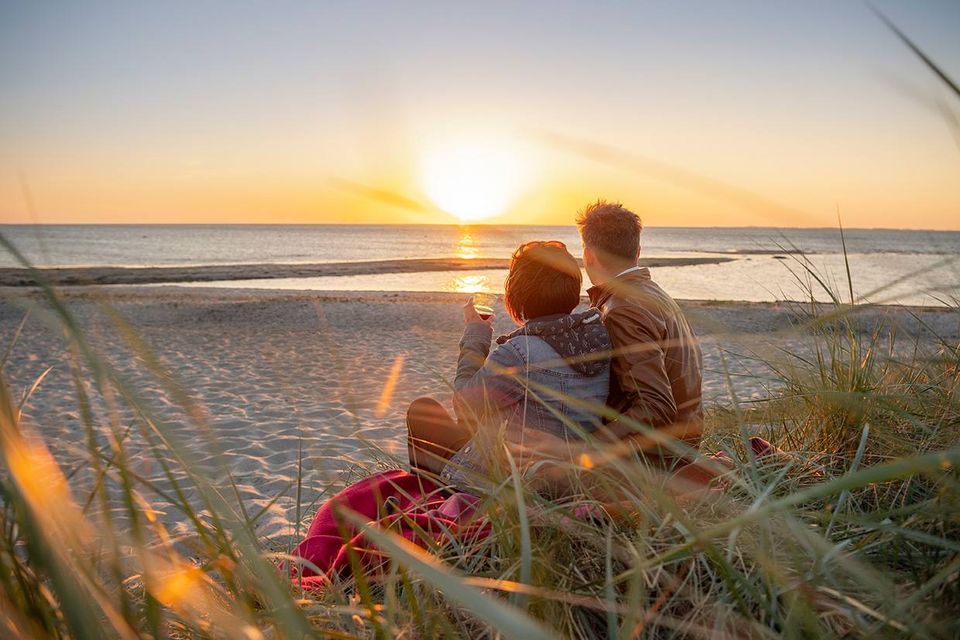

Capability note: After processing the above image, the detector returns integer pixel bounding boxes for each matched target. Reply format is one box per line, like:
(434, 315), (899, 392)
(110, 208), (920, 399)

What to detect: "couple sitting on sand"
(289, 200), (710, 585)
(406, 200), (704, 493)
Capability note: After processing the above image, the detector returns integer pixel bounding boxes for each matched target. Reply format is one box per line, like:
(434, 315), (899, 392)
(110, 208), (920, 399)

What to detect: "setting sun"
(421, 140), (528, 222)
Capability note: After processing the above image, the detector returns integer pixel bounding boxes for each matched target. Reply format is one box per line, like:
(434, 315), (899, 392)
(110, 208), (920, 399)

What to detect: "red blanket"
(287, 438), (783, 589)
(288, 470), (487, 589)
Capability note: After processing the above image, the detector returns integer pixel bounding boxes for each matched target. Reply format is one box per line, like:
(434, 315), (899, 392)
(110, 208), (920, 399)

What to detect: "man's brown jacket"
(587, 267), (704, 458)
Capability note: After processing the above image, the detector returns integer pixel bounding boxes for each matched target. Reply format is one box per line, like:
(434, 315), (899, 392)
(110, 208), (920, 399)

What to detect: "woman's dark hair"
(504, 241), (582, 323)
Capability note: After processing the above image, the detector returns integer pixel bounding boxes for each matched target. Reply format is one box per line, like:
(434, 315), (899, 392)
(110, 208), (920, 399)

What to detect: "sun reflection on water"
(455, 231), (479, 260)
(449, 274), (490, 293)
(449, 229), (495, 292)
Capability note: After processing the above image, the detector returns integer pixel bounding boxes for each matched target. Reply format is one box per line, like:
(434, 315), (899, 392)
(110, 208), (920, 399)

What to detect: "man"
(514, 200), (704, 469)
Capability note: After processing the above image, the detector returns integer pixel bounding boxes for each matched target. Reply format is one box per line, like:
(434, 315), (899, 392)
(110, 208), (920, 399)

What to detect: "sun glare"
(449, 274), (490, 294)
(421, 140), (527, 222)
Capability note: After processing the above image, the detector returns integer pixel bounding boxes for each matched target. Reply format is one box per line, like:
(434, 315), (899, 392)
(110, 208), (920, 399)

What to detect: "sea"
(1, 224), (958, 307)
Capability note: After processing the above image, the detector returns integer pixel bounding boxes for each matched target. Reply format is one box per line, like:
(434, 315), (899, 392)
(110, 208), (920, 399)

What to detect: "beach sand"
(1, 287), (956, 548)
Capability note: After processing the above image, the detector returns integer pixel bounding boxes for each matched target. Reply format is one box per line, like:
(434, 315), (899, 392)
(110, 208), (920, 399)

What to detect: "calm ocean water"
(2, 224), (958, 306)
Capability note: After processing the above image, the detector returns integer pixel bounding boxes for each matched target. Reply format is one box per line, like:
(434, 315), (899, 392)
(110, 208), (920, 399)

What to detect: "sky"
(1, 1), (958, 229)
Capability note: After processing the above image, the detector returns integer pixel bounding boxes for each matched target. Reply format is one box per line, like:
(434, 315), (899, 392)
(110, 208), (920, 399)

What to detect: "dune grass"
(1, 225), (958, 640)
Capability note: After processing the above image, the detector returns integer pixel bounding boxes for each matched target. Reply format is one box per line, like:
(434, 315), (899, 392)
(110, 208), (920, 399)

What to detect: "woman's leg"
(406, 397), (473, 476)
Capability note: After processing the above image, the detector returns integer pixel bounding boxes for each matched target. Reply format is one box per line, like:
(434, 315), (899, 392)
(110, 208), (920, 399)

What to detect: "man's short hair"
(576, 200), (642, 261)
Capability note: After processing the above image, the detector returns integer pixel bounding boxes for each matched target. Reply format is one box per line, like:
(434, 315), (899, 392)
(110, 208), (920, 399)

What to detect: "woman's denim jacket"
(441, 309), (611, 490)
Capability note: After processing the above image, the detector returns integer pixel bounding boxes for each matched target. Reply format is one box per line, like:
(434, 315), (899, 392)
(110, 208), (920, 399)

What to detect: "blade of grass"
(340, 506), (555, 640)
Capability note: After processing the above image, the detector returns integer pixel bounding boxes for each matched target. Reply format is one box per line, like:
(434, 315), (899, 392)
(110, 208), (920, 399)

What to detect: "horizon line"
(1, 221), (959, 233)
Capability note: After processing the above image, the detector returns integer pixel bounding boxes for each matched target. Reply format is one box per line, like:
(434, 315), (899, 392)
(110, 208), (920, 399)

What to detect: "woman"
(290, 241), (614, 585)
(407, 240), (613, 491)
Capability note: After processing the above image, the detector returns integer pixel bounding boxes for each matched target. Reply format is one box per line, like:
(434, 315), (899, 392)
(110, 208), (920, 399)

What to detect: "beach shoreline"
(0, 256), (735, 287)
(3, 283), (956, 331)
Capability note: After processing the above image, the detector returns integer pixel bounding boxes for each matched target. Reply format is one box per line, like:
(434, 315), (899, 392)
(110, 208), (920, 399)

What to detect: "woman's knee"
(406, 397), (449, 429)
(407, 396), (442, 416)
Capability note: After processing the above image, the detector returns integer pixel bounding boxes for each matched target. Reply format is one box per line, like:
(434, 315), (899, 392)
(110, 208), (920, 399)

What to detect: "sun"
(421, 140), (527, 222)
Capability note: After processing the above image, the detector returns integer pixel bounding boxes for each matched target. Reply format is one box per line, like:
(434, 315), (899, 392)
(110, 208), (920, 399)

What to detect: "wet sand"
(1, 287), (956, 547)
(0, 256), (736, 287)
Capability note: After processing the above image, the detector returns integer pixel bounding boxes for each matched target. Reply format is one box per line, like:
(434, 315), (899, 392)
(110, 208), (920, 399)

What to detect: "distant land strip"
(0, 256), (735, 287)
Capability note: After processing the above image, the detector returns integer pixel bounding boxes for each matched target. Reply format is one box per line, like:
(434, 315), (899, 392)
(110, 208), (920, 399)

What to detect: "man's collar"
(587, 266), (651, 307)
(613, 265), (644, 279)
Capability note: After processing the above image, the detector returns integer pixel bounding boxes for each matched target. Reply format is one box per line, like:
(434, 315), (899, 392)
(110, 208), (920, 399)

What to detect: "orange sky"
(2, 2), (958, 229)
